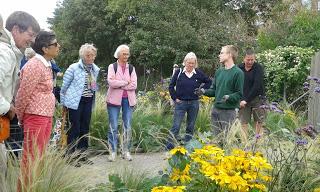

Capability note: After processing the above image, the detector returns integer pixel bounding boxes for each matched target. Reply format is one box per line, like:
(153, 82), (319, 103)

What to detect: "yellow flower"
(250, 156), (273, 170)
(253, 183), (267, 191)
(284, 109), (297, 120)
(261, 175), (272, 182)
(151, 186), (186, 192)
(170, 146), (187, 155)
(170, 164), (192, 183)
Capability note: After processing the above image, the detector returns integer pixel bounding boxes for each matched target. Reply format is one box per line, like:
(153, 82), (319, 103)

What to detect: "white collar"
(35, 54), (51, 67)
(224, 63), (235, 70)
(183, 67), (196, 74)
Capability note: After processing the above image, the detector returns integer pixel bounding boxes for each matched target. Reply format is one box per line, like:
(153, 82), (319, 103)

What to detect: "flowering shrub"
(152, 146), (273, 192)
(256, 46), (315, 102)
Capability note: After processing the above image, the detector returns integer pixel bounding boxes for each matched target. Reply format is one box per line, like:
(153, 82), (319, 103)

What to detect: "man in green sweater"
(195, 45), (244, 139)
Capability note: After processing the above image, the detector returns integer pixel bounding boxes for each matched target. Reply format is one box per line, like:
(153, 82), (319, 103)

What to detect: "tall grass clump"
(131, 96), (172, 152)
(90, 91), (108, 149)
(0, 146), (94, 192)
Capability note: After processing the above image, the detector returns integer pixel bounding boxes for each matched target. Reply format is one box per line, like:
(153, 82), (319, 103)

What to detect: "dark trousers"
(166, 100), (199, 150)
(67, 96), (93, 153)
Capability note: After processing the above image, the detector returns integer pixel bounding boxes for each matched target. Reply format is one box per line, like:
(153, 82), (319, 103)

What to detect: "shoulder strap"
(177, 68), (182, 80)
(113, 62), (118, 74)
(113, 63), (133, 76)
(129, 64), (133, 76)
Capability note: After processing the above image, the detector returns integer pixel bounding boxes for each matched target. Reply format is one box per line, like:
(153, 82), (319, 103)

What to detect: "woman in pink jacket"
(106, 44), (137, 161)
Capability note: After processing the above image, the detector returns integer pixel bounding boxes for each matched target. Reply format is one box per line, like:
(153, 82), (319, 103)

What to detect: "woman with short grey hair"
(60, 43), (100, 165)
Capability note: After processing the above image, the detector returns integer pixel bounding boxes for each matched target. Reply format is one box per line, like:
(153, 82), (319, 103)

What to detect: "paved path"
(80, 152), (167, 186)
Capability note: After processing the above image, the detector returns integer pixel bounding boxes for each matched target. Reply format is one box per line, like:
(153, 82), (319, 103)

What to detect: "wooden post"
(308, 51), (320, 131)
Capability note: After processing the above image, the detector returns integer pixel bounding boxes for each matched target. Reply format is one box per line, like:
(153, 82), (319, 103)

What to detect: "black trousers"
(67, 96), (93, 153)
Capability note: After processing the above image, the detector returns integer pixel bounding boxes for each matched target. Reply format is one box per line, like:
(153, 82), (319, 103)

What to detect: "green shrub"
(256, 46), (314, 102)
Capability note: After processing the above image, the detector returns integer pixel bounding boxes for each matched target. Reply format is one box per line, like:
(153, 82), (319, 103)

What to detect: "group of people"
(166, 45), (265, 150)
(0, 10), (265, 182)
(0, 11), (137, 183)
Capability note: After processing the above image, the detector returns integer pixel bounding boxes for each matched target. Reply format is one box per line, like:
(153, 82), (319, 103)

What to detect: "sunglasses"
(48, 42), (59, 47)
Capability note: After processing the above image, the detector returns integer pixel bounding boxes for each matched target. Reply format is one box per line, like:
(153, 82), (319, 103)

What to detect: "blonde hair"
(183, 52), (198, 68)
(114, 44), (130, 58)
(223, 45), (238, 62)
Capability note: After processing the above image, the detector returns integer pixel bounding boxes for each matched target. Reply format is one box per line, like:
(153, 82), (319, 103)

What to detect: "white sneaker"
(163, 152), (171, 160)
(108, 152), (116, 162)
(124, 152), (133, 161)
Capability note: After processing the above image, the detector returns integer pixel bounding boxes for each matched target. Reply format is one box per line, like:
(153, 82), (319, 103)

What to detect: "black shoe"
(79, 156), (94, 165)
(84, 159), (94, 165)
(79, 156), (88, 162)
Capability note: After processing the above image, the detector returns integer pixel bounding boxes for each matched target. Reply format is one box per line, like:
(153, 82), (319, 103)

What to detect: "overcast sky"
(0, 0), (61, 30)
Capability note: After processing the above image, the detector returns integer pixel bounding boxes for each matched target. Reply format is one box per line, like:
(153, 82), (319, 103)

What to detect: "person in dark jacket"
(166, 52), (211, 150)
(238, 49), (266, 141)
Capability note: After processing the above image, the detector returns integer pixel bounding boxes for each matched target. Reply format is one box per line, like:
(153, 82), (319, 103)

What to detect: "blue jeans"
(107, 98), (133, 152)
(67, 96), (93, 153)
(166, 100), (199, 150)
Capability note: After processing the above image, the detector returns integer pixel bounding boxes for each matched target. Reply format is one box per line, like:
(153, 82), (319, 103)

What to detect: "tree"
(49, 0), (128, 68)
(126, 0), (253, 77)
(49, 0), (278, 80)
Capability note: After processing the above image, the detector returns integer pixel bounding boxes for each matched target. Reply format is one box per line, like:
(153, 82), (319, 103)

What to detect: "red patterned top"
(15, 55), (55, 123)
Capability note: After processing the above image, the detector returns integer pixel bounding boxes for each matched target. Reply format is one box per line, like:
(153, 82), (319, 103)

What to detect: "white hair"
(183, 52), (198, 68)
(79, 43), (97, 59)
(114, 44), (130, 58)
(25, 47), (36, 59)
(0, 14), (3, 31)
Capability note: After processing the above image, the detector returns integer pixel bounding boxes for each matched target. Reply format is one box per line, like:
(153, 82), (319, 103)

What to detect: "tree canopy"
(49, 0), (280, 77)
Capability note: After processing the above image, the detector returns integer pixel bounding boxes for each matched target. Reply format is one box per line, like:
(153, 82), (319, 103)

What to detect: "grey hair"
(25, 47), (36, 59)
(183, 52), (198, 68)
(79, 43), (97, 59)
(114, 44), (130, 58)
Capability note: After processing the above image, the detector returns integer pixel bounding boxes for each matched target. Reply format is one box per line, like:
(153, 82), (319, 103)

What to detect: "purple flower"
(296, 138), (308, 146)
(302, 124), (318, 139)
(270, 105), (277, 111)
(312, 77), (319, 81)
(271, 102), (278, 106)
(294, 128), (302, 136)
(303, 82), (309, 87)
(259, 105), (269, 109)
(314, 87), (320, 93)
(255, 134), (261, 139)
(274, 109), (283, 113)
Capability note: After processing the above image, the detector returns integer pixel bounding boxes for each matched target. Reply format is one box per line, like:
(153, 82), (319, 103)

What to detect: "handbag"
(0, 116), (10, 142)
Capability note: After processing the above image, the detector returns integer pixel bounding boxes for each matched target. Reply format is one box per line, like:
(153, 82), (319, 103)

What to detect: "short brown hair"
(223, 45), (238, 62)
(5, 11), (40, 33)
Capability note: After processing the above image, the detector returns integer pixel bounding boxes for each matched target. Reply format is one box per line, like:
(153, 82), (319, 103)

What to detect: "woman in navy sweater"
(166, 52), (211, 150)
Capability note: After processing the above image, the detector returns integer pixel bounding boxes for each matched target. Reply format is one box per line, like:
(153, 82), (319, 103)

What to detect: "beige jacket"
(0, 26), (23, 115)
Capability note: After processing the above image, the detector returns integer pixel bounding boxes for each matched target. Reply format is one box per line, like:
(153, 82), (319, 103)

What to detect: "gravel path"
(80, 152), (167, 186)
